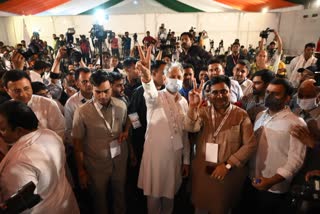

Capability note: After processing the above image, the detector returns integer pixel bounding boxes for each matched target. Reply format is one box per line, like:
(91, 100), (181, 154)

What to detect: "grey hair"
(164, 62), (184, 76)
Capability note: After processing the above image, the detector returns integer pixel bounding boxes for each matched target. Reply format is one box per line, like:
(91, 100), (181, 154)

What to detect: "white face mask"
(297, 97), (318, 110)
(165, 78), (182, 93)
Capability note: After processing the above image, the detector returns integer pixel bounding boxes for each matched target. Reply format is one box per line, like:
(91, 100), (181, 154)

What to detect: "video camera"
(260, 28), (274, 39)
(19, 41), (41, 60)
(209, 39), (214, 49)
(18, 31), (43, 60)
(64, 28), (82, 63)
(90, 24), (112, 41)
(0, 181), (41, 214)
(133, 33), (138, 44)
(290, 176), (320, 212)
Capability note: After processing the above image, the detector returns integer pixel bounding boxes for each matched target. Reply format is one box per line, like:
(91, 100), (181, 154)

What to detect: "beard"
(264, 94), (285, 112)
(253, 88), (263, 96)
(181, 43), (190, 49)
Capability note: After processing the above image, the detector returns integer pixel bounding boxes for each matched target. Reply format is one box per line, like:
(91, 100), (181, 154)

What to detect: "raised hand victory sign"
(188, 79), (204, 108)
(136, 44), (153, 83)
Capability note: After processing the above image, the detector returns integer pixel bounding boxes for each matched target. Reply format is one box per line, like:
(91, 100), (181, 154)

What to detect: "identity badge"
(128, 112), (142, 129)
(205, 143), (218, 163)
(110, 140), (121, 158)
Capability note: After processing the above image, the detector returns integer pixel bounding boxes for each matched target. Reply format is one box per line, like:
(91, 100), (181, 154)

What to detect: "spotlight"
(262, 7), (268, 13)
(133, 0), (138, 5)
(94, 9), (108, 25)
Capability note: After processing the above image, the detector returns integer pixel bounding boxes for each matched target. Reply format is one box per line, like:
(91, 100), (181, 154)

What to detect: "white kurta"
(288, 54), (317, 87)
(27, 95), (65, 139)
(0, 129), (79, 214)
(138, 80), (190, 199)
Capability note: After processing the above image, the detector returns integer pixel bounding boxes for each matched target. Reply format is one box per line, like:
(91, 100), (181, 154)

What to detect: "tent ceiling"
(0, 0), (304, 16)
(215, 0), (298, 12)
(0, 0), (70, 15)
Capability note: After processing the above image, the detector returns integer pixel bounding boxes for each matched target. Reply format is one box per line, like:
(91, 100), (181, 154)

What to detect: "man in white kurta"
(137, 62), (190, 214)
(0, 101), (78, 213)
(2, 70), (65, 139)
(288, 43), (317, 88)
(0, 129), (79, 213)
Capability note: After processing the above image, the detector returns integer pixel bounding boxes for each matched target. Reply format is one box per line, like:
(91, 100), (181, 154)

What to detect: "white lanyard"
(93, 101), (115, 137)
(211, 105), (232, 141)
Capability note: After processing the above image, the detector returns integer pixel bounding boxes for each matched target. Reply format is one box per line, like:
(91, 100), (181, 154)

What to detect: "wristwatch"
(225, 162), (232, 170)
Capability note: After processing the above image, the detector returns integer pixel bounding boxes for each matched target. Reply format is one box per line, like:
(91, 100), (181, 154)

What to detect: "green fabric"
(285, 0), (304, 4)
(154, 0), (203, 12)
(79, 0), (124, 15)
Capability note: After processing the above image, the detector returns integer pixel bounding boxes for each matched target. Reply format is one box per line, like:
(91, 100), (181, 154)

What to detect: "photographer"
(80, 35), (91, 64)
(0, 101), (79, 213)
(121, 32), (131, 59)
(259, 29), (283, 75)
(142, 31), (156, 47)
(109, 32), (120, 58)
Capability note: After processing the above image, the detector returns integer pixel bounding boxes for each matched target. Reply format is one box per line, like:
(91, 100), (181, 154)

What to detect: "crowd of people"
(0, 23), (319, 214)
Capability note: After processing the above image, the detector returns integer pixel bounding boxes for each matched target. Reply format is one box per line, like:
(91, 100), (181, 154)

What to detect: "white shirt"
(230, 77), (253, 97)
(0, 129), (79, 213)
(29, 70), (43, 83)
(251, 107), (306, 193)
(64, 91), (91, 144)
(230, 79), (243, 103)
(27, 95), (65, 139)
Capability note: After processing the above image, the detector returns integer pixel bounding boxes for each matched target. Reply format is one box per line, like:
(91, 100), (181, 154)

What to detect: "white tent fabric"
(178, 0), (235, 12)
(100, 0), (175, 14)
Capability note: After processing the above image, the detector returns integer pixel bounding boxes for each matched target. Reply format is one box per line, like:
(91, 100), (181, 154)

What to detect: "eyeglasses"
(210, 89), (229, 96)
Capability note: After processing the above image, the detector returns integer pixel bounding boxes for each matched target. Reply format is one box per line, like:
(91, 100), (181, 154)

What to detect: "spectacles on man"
(210, 89), (229, 96)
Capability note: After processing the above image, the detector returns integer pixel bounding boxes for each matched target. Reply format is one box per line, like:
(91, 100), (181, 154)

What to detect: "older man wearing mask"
(137, 50), (190, 214)
(290, 79), (320, 185)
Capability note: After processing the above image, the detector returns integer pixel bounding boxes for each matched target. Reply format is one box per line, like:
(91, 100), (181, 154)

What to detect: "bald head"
(298, 79), (319, 99)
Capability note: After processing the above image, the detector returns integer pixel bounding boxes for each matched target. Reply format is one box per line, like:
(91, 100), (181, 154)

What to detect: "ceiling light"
(262, 7), (268, 13)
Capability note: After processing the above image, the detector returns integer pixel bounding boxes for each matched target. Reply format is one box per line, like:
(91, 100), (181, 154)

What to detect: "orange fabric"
(0, 0), (70, 15)
(215, 0), (297, 12)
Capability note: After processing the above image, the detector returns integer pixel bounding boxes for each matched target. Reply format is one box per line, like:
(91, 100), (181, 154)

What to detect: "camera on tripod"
(210, 39), (214, 49)
(259, 28), (274, 39)
(64, 27), (82, 63)
(133, 33), (138, 44)
(90, 24), (112, 41)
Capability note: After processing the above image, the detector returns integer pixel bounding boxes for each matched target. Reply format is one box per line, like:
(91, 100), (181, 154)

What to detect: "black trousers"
(235, 178), (292, 214)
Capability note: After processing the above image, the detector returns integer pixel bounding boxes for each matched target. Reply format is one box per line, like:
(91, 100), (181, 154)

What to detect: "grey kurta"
(184, 104), (256, 213)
